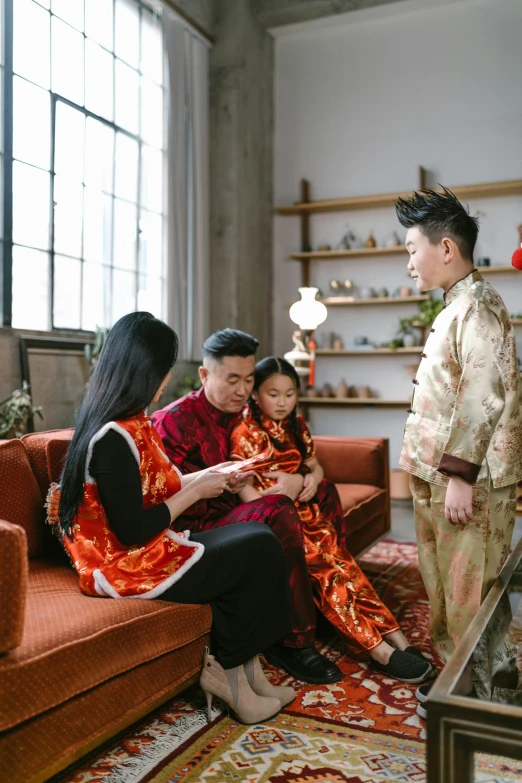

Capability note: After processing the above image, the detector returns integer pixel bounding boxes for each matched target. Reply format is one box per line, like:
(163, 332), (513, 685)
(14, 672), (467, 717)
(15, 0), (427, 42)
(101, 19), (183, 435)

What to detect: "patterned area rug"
(52, 539), (522, 783)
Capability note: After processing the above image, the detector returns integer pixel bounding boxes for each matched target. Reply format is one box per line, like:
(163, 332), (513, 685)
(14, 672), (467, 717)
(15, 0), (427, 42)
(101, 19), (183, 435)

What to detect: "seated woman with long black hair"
(46, 312), (295, 725)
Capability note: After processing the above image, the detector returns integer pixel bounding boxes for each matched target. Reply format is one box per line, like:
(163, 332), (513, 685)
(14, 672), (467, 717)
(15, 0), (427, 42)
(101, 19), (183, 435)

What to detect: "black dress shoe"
(263, 644), (342, 684)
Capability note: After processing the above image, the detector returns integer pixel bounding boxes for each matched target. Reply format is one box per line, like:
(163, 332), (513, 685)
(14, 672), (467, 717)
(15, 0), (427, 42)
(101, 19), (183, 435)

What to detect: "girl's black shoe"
(404, 646), (437, 677)
(370, 650), (432, 684)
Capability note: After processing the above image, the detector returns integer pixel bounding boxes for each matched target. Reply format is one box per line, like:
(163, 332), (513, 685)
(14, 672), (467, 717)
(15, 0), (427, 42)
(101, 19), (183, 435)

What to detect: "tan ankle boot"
(245, 656), (296, 707)
(200, 648), (281, 724)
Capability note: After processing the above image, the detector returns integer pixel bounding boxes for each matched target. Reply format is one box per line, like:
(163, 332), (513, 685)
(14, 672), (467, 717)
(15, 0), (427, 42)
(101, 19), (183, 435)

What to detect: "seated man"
(151, 328), (341, 684)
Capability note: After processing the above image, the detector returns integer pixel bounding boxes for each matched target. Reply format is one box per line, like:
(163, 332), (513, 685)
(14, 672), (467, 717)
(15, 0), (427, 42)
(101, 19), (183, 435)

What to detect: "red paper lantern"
(512, 246), (522, 271)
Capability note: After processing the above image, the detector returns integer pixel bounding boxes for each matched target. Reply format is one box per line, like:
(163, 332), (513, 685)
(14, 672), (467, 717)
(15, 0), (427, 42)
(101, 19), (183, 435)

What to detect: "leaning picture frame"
(19, 335), (94, 433)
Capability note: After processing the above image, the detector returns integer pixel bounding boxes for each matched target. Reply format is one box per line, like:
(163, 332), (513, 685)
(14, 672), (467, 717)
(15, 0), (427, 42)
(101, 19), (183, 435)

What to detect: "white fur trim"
(92, 532), (205, 599)
(170, 462), (183, 479)
(85, 422), (141, 484)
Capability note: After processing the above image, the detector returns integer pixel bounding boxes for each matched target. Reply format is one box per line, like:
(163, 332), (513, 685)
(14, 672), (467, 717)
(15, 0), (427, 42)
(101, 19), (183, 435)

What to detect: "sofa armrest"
(313, 436), (389, 488)
(0, 520), (28, 653)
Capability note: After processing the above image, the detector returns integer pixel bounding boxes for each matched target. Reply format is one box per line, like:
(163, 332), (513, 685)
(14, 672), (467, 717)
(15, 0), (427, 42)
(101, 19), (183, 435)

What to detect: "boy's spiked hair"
(395, 187), (479, 261)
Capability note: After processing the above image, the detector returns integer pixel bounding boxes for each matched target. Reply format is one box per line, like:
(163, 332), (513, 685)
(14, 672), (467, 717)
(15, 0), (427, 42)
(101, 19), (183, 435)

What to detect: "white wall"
(272, 0), (522, 467)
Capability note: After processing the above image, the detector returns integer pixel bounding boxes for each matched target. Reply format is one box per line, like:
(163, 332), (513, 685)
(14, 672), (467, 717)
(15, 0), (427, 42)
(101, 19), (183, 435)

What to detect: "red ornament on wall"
(513, 224), (522, 270)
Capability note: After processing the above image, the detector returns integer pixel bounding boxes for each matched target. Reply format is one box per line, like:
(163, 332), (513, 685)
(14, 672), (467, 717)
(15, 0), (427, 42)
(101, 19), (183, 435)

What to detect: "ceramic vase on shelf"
(402, 331), (416, 348)
(320, 382), (334, 398)
(334, 378), (349, 398)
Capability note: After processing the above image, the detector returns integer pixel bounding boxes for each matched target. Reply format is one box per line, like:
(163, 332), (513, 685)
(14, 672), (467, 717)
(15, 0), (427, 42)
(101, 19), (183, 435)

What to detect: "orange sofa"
(0, 430), (389, 783)
(314, 436), (391, 556)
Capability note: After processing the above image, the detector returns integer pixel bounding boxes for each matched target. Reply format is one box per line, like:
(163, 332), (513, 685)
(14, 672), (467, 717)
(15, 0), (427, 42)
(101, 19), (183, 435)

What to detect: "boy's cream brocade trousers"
(410, 472), (517, 663)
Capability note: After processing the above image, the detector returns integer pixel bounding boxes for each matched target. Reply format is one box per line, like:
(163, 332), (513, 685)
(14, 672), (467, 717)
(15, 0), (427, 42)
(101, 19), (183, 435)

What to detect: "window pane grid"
(6, 0), (165, 331)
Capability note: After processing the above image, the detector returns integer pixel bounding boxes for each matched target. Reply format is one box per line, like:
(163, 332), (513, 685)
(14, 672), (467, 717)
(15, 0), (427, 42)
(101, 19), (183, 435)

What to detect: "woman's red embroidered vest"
(47, 413), (203, 598)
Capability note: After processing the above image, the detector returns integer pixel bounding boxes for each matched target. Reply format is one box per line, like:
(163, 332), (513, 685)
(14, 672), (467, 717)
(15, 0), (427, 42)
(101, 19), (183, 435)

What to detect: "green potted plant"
(0, 382), (43, 438)
(172, 372), (201, 399)
(399, 298), (444, 332)
(387, 298), (444, 350)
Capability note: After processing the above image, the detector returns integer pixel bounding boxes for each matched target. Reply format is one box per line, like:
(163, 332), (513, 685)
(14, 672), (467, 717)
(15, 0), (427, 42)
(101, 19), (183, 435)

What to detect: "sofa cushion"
(21, 429), (74, 499)
(314, 437), (385, 487)
(0, 440), (47, 559)
(46, 437), (72, 484)
(0, 522), (28, 653)
(0, 560), (212, 731)
(336, 483), (387, 535)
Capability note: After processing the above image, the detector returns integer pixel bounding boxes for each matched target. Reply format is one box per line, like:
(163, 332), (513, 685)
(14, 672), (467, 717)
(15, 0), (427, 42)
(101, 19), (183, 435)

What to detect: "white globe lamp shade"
(289, 287), (327, 330)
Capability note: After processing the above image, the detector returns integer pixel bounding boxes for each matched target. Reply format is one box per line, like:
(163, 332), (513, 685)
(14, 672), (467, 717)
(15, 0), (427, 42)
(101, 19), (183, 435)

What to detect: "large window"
(1, 0), (166, 331)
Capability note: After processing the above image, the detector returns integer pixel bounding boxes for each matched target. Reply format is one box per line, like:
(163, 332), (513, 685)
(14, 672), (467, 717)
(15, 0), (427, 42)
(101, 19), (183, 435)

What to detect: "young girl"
(230, 357), (433, 684)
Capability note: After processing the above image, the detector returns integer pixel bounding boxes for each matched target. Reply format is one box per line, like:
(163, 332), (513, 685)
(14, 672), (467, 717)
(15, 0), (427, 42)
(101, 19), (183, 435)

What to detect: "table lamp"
(284, 287), (327, 387)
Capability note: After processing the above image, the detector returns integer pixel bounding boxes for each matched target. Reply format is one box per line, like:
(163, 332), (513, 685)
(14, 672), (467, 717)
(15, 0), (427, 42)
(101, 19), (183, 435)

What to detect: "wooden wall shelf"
(478, 266), (519, 275)
(288, 246), (406, 260)
(316, 347), (423, 356)
(275, 178), (522, 216)
(321, 295), (429, 306)
(299, 397), (410, 407)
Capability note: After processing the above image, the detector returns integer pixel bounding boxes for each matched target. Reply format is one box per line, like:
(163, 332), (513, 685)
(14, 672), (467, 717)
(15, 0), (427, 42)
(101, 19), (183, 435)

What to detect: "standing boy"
(395, 188), (522, 713)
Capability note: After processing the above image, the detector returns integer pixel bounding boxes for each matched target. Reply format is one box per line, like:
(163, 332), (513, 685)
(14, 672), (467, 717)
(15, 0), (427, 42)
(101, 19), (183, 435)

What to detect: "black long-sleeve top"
(89, 429), (171, 547)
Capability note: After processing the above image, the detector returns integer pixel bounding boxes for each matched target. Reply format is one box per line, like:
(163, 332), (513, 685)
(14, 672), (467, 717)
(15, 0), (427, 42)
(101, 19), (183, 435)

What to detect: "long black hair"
(58, 312), (178, 537)
(250, 357), (307, 461)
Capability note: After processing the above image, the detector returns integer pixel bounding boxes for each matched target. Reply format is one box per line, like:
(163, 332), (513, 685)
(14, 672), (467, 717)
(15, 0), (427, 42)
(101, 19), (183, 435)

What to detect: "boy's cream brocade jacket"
(400, 270), (522, 488)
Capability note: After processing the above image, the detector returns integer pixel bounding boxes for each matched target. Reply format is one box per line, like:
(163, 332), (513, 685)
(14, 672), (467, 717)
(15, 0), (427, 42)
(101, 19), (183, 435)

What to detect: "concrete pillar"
(209, 0), (274, 355)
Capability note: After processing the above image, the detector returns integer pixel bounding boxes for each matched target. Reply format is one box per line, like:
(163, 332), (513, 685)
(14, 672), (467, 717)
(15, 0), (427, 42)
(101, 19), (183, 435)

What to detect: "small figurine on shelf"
(329, 279), (343, 295)
(338, 228), (357, 250)
(365, 231), (377, 249)
(316, 243), (331, 252)
(384, 231), (403, 247)
(332, 336), (344, 350)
